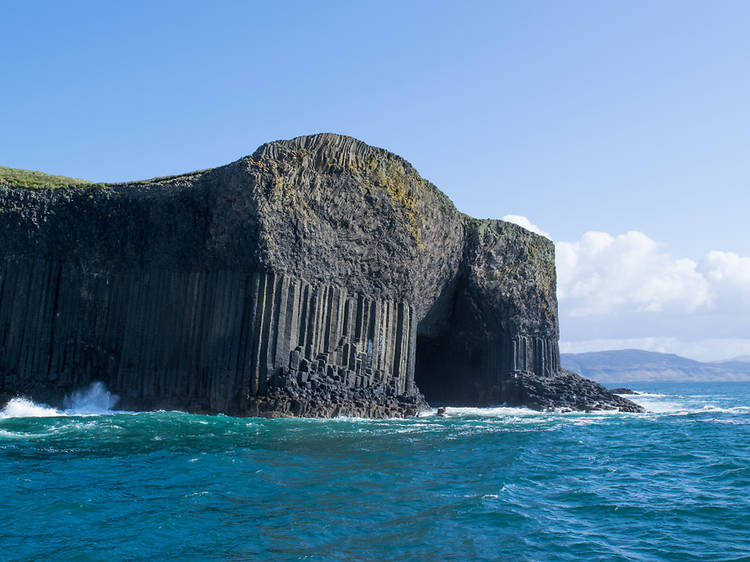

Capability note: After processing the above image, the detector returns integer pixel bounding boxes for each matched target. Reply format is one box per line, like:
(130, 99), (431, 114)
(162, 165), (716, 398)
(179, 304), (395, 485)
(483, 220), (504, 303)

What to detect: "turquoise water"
(2, 383), (749, 561)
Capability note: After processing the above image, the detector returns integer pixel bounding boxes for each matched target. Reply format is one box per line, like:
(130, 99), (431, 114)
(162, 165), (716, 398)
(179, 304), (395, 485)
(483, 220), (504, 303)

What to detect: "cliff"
(0, 134), (641, 416)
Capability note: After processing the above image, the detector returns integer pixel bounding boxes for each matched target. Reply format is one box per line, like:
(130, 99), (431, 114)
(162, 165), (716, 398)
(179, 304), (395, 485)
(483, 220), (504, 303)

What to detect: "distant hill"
(724, 354), (750, 363)
(561, 349), (750, 383)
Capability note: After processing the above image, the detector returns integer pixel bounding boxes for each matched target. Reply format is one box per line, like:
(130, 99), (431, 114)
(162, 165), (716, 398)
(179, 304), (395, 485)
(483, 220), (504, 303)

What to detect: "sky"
(1, 1), (749, 361)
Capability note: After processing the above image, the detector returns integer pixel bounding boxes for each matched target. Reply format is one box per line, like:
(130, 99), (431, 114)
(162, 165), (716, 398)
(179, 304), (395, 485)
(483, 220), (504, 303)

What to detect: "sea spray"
(0, 381), (118, 419)
(62, 381), (119, 413)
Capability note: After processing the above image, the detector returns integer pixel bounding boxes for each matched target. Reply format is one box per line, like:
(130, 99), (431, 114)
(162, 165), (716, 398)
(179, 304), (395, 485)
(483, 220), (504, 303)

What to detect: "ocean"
(1, 382), (749, 561)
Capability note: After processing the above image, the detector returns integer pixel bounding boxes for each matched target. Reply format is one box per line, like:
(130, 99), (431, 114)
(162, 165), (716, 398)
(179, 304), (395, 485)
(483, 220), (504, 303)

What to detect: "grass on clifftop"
(0, 166), (91, 189)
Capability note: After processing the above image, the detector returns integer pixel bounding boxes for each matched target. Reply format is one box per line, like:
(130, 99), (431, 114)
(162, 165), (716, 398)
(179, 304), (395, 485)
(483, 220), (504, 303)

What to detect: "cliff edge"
(0, 134), (641, 416)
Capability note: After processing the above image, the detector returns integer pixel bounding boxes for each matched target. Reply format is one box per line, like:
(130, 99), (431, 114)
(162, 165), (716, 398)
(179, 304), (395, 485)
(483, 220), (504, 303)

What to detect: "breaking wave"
(0, 381), (119, 419)
(0, 397), (60, 419)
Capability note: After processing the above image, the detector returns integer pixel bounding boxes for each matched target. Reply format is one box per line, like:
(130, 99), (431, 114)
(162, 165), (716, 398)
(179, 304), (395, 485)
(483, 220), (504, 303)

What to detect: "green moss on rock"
(0, 166), (92, 190)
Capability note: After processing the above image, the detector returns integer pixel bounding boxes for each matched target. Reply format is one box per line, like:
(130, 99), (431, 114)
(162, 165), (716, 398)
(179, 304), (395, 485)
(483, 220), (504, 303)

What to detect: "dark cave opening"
(414, 330), (491, 406)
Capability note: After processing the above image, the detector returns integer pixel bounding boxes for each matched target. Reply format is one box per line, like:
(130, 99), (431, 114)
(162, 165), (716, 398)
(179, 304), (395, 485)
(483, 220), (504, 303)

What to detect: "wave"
(436, 406), (547, 417)
(0, 397), (61, 419)
(700, 405), (750, 413)
(626, 393), (750, 415)
(423, 404), (639, 418)
(0, 382), (120, 419)
(419, 394), (750, 419)
(443, 406), (532, 416)
(1, 383), (746, 422)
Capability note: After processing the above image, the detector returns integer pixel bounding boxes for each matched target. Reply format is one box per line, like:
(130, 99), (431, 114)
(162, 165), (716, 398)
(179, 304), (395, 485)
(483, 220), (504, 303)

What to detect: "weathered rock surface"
(501, 370), (643, 412)
(0, 133), (641, 416)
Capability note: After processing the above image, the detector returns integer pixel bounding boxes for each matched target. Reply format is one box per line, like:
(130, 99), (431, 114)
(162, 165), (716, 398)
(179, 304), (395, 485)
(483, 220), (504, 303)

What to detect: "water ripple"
(1, 382), (749, 560)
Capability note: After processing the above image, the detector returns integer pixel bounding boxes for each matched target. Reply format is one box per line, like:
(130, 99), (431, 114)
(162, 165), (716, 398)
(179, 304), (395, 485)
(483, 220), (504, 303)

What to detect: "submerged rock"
(0, 134), (641, 416)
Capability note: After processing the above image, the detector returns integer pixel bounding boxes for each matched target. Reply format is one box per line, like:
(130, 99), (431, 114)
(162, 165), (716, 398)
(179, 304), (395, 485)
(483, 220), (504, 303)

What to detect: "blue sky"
(2, 1), (749, 360)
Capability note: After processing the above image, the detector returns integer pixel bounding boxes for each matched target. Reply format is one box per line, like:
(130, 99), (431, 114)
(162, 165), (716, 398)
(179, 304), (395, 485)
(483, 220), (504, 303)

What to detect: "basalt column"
(241, 272), (417, 409)
(0, 261), (417, 414)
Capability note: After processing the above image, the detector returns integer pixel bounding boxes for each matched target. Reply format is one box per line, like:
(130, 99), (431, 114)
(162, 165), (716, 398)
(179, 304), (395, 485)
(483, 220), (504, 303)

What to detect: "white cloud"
(496, 217), (750, 361)
(555, 231), (711, 316)
(501, 214), (551, 238)
(705, 250), (750, 308)
(706, 250), (750, 285)
(490, 217), (750, 359)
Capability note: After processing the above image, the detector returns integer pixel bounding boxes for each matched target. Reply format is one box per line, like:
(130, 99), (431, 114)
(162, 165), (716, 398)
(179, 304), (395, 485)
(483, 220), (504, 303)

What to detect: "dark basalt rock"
(502, 370), (643, 412)
(610, 387), (638, 395)
(0, 133), (642, 416)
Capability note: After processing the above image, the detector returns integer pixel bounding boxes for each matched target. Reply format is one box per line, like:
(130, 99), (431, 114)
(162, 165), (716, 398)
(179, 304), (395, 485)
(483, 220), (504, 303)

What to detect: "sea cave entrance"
(414, 329), (491, 407)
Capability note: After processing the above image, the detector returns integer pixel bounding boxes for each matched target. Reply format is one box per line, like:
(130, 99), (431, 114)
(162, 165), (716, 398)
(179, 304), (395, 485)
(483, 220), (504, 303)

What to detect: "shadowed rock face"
(0, 134), (641, 416)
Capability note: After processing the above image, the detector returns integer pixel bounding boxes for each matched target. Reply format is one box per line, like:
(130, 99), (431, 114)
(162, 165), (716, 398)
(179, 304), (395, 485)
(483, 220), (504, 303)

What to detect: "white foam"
(628, 397), (687, 414)
(442, 406), (540, 417)
(626, 393), (750, 415)
(697, 404), (750, 414)
(430, 405), (630, 419)
(0, 397), (61, 419)
(0, 382), (120, 419)
(426, 396), (750, 419)
(0, 429), (24, 438)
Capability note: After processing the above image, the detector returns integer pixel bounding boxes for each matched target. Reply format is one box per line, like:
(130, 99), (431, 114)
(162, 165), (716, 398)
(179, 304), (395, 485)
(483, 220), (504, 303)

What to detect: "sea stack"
(0, 134), (641, 416)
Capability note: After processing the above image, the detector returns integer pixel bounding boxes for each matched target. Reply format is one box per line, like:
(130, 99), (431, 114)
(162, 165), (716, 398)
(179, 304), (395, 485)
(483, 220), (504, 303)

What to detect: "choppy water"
(2, 382), (749, 561)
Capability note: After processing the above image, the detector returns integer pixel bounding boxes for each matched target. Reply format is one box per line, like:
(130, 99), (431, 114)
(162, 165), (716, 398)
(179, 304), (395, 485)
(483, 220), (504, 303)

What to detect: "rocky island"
(0, 134), (641, 416)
